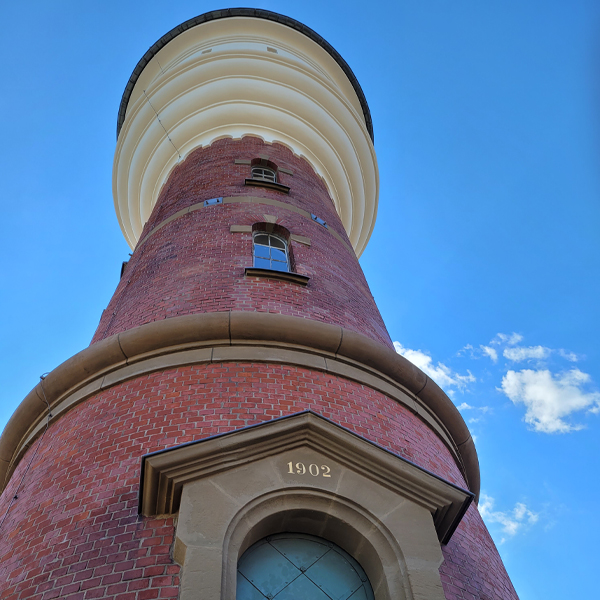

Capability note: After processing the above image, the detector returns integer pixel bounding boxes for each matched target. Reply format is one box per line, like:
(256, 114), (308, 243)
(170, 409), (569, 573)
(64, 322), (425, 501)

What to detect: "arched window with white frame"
(251, 165), (277, 183)
(253, 232), (289, 272)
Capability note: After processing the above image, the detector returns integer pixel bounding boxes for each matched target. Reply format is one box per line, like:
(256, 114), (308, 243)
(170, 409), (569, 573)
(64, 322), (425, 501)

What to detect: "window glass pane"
(254, 245), (270, 259)
(252, 233), (290, 273)
(271, 260), (289, 272)
(270, 248), (287, 262)
(254, 257), (271, 269)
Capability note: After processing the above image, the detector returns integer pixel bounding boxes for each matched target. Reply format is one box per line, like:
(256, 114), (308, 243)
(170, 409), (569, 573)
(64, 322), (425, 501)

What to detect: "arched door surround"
(139, 411), (473, 600)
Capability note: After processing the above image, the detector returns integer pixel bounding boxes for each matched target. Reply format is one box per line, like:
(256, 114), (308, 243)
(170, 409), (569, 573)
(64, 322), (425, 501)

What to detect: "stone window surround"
(234, 158), (294, 177)
(245, 222), (311, 286)
(246, 157), (291, 194)
(139, 411), (472, 600)
(231, 225), (310, 248)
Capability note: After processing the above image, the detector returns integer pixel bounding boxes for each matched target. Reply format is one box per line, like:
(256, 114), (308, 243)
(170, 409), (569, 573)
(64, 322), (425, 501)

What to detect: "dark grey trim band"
(116, 8), (374, 142)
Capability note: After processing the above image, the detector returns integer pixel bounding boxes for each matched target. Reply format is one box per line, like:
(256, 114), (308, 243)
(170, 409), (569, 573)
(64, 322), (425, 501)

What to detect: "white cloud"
(558, 349), (580, 362)
(481, 345), (498, 362)
(457, 402), (474, 410)
(500, 368), (600, 433)
(393, 342), (475, 391)
(464, 334), (581, 367)
(457, 402), (490, 413)
(479, 493), (538, 543)
(503, 345), (551, 362)
(491, 332), (523, 346)
(457, 343), (475, 357)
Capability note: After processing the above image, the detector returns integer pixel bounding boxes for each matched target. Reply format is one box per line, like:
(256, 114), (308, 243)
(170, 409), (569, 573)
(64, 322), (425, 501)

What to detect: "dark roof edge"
(116, 8), (374, 142)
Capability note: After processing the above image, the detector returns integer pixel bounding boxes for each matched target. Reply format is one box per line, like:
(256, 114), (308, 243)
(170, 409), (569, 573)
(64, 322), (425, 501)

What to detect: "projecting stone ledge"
(0, 311), (479, 502)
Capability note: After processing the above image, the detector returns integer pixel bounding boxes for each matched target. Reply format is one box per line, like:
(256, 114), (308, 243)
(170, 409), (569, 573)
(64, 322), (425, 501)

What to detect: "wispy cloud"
(558, 349), (580, 362)
(481, 345), (498, 362)
(503, 345), (551, 362)
(500, 368), (600, 433)
(457, 402), (490, 413)
(457, 402), (474, 410)
(396, 334), (597, 434)
(491, 332), (523, 346)
(479, 493), (538, 543)
(394, 342), (475, 391)
(487, 335), (579, 365)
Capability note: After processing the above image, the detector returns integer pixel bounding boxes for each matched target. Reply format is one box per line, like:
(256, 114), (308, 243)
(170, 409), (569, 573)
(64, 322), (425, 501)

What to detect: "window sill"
(244, 179), (290, 194)
(245, 267), (310, 286)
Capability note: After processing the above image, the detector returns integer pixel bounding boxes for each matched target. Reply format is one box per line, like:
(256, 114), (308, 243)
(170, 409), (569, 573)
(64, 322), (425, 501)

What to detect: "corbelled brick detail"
(0, 364), (517, 600)
(92, 138), (391, 348)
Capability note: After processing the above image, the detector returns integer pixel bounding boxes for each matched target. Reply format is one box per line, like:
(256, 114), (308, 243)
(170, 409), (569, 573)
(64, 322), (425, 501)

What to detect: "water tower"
(0, 9), (518, 600)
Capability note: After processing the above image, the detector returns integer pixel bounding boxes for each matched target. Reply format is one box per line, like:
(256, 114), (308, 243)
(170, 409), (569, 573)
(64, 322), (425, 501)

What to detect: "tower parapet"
(114, 9), (378, 256)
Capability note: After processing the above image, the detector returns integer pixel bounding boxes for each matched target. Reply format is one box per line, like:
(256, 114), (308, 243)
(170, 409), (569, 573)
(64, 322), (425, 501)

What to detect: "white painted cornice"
(113, 15), (379, 256)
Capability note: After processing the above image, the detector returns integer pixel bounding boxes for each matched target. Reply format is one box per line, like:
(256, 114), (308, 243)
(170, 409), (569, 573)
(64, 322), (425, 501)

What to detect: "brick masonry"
(0, 137), (518, 599)
(92, 138), (391, 348)
(0, 364), (517, 600)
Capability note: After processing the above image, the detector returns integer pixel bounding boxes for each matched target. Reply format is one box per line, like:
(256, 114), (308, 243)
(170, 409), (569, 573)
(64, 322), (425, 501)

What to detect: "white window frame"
(252, 232), (289, 272)
(251, 166), (277, 183)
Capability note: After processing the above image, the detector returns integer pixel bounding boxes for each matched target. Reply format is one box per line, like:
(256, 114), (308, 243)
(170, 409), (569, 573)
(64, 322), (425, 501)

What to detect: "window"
(253, 233), (289, 272)
(251, 165), (277, 183)
(237, 533), (375, 600)
(245, 159), (290, 194)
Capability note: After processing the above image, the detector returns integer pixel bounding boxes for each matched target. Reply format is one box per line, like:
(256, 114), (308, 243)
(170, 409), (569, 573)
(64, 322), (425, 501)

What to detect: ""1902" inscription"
(287, 461), (331, 477)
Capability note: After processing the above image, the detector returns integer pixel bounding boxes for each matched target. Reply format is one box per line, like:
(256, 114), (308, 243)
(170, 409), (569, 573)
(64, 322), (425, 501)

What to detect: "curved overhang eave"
(0, 312), (479, 502)
(116, 7), (374, 142)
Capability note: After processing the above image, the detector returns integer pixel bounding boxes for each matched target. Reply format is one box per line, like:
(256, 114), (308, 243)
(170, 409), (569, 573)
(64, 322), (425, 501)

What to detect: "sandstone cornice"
(113, 12), (379, 256)
(0, 312), (479, 502)
(117, 9), (374, 142)
(140, 411), (473, 545)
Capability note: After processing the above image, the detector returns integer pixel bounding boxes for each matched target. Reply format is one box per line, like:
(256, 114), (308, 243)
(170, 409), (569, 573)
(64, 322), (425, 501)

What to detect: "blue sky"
(1, 2), (599, 599)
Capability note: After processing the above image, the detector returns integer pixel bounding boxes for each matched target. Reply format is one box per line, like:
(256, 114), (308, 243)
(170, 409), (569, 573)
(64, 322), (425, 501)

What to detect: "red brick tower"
(0, 9), (519, 600)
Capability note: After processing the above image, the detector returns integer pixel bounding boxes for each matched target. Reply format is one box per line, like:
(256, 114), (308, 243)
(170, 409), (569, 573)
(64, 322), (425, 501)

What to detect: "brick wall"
(0, 364), (517, 600)
(0, 136), (519, 600)
(92, 138), (391, 348)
